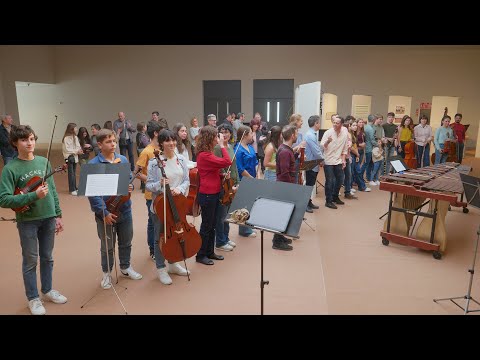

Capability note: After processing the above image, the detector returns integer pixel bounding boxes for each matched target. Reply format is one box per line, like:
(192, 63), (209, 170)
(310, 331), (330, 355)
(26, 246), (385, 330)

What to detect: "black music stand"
(378, 156), (410, 220)
(433, 173), (480, 314)
(228, 178), (313, 315)
(77, 163), (131, 314)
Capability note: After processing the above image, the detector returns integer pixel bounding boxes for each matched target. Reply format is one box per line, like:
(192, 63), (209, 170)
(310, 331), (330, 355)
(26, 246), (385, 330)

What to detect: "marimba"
(379, 162), (471, 259)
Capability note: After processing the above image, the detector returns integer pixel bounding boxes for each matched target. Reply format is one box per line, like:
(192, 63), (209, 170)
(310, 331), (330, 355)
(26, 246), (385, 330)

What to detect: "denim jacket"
(145, 154), (190, 214)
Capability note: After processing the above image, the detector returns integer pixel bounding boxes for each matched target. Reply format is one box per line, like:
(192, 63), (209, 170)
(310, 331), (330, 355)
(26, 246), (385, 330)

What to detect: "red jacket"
(197, 148), (232, 194)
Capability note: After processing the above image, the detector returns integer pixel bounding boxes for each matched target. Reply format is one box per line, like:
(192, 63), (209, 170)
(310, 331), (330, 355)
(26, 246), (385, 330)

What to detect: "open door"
(294, 81), (321, 135)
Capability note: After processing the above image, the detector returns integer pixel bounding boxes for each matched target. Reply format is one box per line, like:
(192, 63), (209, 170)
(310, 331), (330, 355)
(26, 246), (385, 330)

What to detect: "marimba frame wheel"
(433, 251), (442, 260)
(382, 237), (389, 246)
(463, 207), (469, 214)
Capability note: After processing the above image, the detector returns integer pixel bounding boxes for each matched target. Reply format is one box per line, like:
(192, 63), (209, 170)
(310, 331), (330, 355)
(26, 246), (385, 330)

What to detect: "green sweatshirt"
(0, 156), (62, 222)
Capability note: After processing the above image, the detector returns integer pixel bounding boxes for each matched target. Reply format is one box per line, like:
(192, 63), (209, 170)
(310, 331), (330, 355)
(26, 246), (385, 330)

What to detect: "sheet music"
(85, 174), (119, 196)
(390, 160), (406, 172)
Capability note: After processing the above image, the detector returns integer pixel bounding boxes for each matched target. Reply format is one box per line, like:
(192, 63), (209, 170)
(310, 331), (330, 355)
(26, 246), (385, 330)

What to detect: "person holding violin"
(134, 121), (162, 261)
(214, 123), (239, 252)
(0, 125), (67, 315)
(146, 129), (192, 284)
(88, 129), (143, 290)
(304, 115), (325, 210)
(434, 115), (455, 165)
(195, 125), (232, 265)
(233, 125), (258, 238)
(451, 113), (466, 164)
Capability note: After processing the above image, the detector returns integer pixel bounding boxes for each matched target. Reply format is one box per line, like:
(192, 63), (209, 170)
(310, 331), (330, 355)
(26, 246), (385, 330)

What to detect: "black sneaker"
(305, 206), (313, 213)
(281, 236), (293, 244)
(325, 202), (338, 209)
(272, 242), (293, 251)
(150, 252), (155, 261)
(308, 200), (319, 209)
(333, 198), (345, 205)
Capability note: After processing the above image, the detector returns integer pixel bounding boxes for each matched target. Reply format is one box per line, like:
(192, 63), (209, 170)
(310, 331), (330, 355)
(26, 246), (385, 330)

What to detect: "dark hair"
(103, 120), (113, 130)
(454, 113), (462, 118)
(387, 112), (395, 117)
(217, 123), (234, 135)
(136, 122), (145, 132)
(400, 115), (413, 129)
(282, 124), (297, 142)
(250, 118), (261, 130)
(62, 123), (78, 144)
(147, 120), (162, 140)
(9, 125), (37, 148)
(441, 115), (451, 123)
(196, 125), (218, 154)
(307, 115), (321, 128)
(172, 123), (190, 154)
(78, 127), (91, 148)
(152, 111), (160, 116)
(419, 115), (429, 123)
(91, 123), (101, 131)
(264, 125), (282, 151)
(158, 129), (177, 151)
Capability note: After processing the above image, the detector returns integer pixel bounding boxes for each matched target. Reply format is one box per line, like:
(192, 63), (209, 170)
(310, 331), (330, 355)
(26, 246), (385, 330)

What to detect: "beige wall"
(1, 45), (479, 150)
(0, 46), (55, 124)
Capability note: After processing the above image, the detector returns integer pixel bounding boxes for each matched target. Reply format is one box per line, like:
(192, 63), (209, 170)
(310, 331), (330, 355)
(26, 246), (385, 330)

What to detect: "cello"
(186, 168), (200, 217)
(152, 150), (202, 270)
(402, 117), (417, 169)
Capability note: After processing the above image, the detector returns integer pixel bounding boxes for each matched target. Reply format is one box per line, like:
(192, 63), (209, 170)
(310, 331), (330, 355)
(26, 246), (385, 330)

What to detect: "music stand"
(379, 156), (410, 220)
(77, 163), (131, 314)
(433, 173), (480, 314)
(228, 178), (313, 315)
(316, 130), (328, 192)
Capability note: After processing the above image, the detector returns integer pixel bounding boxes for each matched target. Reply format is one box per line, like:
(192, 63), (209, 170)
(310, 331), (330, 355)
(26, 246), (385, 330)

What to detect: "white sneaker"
(43, 289), (67, 304)
(363, 187), (372, 192)
(157, 268), (173, 285)
(351, 188), (356, 194)
(70, 191), (77, 196)
(375, 180), (381, 185)
(167, 262), (190, 276)
(101, 272), (112, 289)
(227, 240), (236, 248)
(28, 298), (46, 315)
(248, 232), (257, 238)
(216, 243), (234, 252)
(369, 181), (377, 186)
(120, 266), (143, 280)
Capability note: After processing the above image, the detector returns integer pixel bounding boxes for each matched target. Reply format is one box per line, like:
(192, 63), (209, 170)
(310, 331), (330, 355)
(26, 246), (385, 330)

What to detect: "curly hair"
(195, 125), (218, 154)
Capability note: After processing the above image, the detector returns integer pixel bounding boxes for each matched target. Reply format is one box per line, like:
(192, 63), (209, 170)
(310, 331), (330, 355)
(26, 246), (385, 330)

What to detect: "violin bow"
(223, 130), (247, 182)
(42, 115), (58, 185)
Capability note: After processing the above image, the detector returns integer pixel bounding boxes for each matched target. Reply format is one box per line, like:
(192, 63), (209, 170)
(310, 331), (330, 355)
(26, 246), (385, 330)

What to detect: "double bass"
(152, 150), (202, 267)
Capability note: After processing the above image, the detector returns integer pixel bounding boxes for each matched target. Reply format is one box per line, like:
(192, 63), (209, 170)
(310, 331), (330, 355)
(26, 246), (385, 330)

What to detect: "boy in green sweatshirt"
(0, 125), (67, 315)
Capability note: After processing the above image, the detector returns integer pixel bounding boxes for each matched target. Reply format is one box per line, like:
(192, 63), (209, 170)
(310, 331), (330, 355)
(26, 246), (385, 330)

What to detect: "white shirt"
(320, 128), (349, 166)
(62, 135), (82, 163)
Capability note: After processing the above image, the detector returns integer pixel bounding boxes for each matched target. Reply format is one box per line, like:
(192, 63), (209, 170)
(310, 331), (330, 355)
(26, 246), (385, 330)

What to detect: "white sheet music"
(390, 160), (406, 172)
(85, 174), (119, 196)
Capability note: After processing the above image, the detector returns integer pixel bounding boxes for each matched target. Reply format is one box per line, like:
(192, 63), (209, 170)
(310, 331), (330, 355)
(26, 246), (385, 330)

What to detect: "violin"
(298, 147), (305, 185)
(220, 130), (246, 206)
(186, 167), (200, 217)
(152, 150), (202, 263)
(105, 167), (142, 217)
(12, 164), (67, 213)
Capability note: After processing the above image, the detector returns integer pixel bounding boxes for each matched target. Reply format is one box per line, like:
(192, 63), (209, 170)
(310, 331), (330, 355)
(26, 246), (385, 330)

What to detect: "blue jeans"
(264, 169), (277, 181)
(17, 217), (56, 301)
(351, 156), (367, 191)
(371, 160), (382, 182)
(119, 139), (135, 171)
(146, 200), (154, 253)
(324, 164), (344, 203)
(435, 144), (448, 164)
(343, 159), (352, 195)
(197, 192), (220, 259)
(95, 211), (133, 272)
(383, 146), (395, 175)
(416, 144), (430, 168)
(360, 152), (372, 181)
(215, 202), (230, 247)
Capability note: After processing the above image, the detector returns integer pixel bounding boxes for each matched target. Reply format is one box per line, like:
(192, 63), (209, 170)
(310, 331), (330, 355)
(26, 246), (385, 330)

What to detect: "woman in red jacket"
(195, 126), (232, 265)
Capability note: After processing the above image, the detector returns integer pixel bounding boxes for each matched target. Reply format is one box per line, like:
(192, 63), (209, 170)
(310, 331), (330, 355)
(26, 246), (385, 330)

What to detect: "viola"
(219, 130), (246, 206)
(12, 164), (67, 213)
(105, 167), (142, 217)
(186, 167), (200, 217)
(153, 150), (202, 264)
